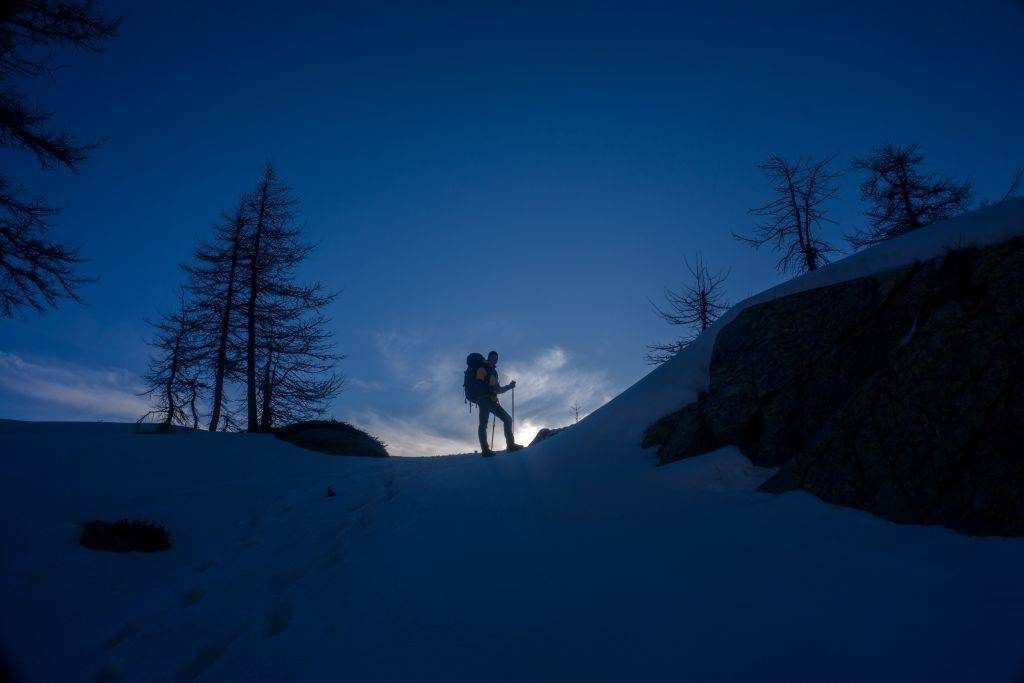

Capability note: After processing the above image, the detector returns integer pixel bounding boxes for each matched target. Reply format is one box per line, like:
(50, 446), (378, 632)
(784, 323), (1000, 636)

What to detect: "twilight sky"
(1, 0), (1022, 453)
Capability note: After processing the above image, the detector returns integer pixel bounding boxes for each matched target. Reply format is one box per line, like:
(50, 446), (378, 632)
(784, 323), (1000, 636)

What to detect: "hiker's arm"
(497, 380), (517, 394)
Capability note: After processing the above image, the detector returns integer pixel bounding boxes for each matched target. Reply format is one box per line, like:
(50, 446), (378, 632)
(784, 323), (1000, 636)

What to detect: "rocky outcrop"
(275, 420), (389, 457)
(643, 237), (1024, 536)
(530, 425), (571, 447)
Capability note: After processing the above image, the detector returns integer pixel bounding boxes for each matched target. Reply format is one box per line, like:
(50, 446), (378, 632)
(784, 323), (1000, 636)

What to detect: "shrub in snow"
(79, 519), (171, 553)
(274, 419), (389, 457)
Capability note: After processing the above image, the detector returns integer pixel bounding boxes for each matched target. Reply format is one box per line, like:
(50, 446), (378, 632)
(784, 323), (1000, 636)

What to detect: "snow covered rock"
(528, 425), (570, 446)
(646, 236), (1024, 536)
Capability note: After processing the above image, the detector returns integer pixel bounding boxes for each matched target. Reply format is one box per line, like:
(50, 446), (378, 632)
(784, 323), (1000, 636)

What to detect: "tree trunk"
(190, 387), (199, 430)
(208, 215), (243, 431)
(803, 243), (818, 272)
(259, 362), (273, 431)
(258, 328), (275, 431)
(245, 176), (270, 432)
(245, 273), (259, 431)
(161, 335), (181, 433)
(786, 178), (817, 272)
(897, 161), (921, 232)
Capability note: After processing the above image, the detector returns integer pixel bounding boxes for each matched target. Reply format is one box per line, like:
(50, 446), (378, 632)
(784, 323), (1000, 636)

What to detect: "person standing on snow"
(464, 350), (523, 457)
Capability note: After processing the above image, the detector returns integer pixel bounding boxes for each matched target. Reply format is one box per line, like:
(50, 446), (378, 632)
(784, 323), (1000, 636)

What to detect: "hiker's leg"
(477, 400), (492, 451)
(491, 402), (515, 446)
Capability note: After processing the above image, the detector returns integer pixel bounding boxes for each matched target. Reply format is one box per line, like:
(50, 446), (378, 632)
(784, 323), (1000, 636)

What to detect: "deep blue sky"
(1, 0), (1022, 452)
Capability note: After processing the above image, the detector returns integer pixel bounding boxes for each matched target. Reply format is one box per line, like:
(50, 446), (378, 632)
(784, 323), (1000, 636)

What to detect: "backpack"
(463, 352), (487, 404)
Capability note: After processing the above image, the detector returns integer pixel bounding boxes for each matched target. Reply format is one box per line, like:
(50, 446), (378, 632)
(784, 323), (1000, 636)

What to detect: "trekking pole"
(490, 413), (496, 450)
(511, 385), (515, 433)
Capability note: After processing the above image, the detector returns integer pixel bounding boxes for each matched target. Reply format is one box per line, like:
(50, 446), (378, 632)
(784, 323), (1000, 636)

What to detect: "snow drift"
(2, 199), (1024, 682)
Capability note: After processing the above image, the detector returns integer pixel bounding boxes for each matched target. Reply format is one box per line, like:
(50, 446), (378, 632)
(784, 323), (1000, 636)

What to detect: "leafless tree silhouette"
(736, 154), (840, 274)
(147, 164), (343, 432)
(255, 313), (344, 430)
(0, 1), (120, 317)
(241, 163), (343, 431)
(1001, 168), (1022, 202)
(646, 253), (729, 365)
(140, 289), (204, 433)
(979, 168), (1022, 209)
(847, 144), (973, 248)
(183, 200), (248, 431)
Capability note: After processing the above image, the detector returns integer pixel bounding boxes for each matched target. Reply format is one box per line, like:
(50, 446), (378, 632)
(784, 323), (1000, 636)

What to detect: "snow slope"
(2, 199), (1024, 682)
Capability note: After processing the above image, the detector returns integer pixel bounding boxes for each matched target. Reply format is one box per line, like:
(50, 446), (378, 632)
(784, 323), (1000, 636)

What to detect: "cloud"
(373, 330), (425, 383)
(501, 347), (614, 423)
(355, 343), (617, 456)
(351, 411), (477, 457)
(347, 377), (385, 391)
(0, 351), (148, 421)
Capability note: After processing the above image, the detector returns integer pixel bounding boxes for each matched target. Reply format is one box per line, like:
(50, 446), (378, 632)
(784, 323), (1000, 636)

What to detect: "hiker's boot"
(481, 448), (497, 458)
(506, 443), (524, 452)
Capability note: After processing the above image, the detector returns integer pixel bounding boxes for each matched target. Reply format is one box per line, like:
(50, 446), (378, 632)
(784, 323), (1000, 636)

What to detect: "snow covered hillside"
(3, 199), (1024, 682)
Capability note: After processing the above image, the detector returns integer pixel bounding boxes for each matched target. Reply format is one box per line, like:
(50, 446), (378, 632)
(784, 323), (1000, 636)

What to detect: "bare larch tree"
(1001, 168), (1022, 202)
(0, 1), (120, 317)
(646, 253), (729, 365)
(570, 402), (582, 424)
(145, 163), (343, 432)
(847, 144), (973, 248)
(255, 311), (344, 430)
(141, 289), (204, 432)
(180, 371), (208, 430)
(183, 200), (249, 431)
(979, 168), (1022, 209)
(736, 154), (840, 274)
(242, 163), (342, 431)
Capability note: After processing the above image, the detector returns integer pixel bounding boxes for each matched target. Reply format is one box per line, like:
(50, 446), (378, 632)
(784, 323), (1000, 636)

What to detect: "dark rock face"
(644, 238), (1024, 536)
(275, 420), (389, 457)
(646, 399), (717, 460)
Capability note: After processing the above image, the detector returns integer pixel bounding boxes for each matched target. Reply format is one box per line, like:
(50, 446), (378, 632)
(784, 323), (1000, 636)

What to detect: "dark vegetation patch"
(275, 419), (389, 457)
(134, 412), (176, 434)
(80, 519), (171, 553)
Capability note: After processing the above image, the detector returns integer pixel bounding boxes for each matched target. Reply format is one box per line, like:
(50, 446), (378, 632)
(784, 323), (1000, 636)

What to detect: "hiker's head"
(487, 351), (499, 366)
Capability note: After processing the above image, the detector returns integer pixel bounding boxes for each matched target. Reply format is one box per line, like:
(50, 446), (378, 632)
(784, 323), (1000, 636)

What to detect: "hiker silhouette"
(463, 350), (522, 457)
